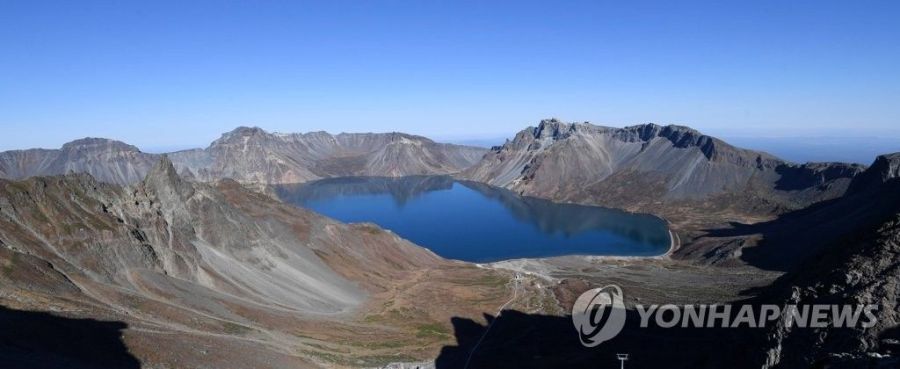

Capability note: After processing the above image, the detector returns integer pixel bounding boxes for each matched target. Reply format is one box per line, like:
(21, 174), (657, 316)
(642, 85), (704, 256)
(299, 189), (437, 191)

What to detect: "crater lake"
(274, 176), (671, 263)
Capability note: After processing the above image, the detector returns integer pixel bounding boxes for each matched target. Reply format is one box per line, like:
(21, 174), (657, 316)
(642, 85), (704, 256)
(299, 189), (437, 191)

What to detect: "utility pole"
(616, 354), (629, 369)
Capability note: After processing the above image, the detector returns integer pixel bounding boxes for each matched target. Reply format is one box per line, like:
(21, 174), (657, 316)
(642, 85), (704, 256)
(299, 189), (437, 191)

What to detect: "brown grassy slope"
(0, 161), (528, 368)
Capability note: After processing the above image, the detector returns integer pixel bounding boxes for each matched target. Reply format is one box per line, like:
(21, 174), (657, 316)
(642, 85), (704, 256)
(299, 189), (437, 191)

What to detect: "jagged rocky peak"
(147, 155), (178, 179)
(61, 137), (142, 153)
(143, 155), (194, 199)
(531, 118), (584, 140)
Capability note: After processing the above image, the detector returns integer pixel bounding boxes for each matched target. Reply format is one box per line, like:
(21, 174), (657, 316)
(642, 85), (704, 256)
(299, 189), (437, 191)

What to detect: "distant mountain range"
(0, 126), (487, 185)
(0, 121), (874, 216)
(2, 119), (894, 247)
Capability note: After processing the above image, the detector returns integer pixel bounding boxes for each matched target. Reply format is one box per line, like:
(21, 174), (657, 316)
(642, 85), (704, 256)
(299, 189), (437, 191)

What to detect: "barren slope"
(0, 157), (522, 368)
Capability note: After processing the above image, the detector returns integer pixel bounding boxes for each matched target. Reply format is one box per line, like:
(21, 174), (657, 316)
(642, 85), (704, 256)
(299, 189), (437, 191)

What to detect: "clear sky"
(1, 0), (899, 152)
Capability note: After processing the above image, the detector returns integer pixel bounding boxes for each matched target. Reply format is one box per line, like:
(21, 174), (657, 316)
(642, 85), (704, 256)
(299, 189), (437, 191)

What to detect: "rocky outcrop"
(0, 127), (487, 185)
(461, 119), (865, 215)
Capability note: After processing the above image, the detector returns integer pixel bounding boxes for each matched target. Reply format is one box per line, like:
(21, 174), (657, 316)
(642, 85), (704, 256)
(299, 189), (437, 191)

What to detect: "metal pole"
(616, 354), (628, 369)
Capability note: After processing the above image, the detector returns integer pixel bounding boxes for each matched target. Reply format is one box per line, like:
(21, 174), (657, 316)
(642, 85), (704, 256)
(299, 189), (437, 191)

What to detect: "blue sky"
(1, 0), (899, 154)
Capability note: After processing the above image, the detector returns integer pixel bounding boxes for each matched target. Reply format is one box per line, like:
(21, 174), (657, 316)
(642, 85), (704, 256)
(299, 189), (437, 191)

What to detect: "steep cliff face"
(461, 119), (864, 215)
(0, 138), (158, 185)
(757, 154), (900, 368)
(0, 128), (487, 185)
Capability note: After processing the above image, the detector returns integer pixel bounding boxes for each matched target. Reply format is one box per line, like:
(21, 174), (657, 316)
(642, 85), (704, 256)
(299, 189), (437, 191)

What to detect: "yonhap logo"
(571, 285), (879, 348)
(571, 285), (627, 347)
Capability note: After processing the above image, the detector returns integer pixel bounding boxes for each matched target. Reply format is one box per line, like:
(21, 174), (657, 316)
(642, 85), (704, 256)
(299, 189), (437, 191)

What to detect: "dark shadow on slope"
(701, 179), (900, 272)
(0, 305), (139, 369)
(773, 163), (864, 192)
(435, 308), (762, 369)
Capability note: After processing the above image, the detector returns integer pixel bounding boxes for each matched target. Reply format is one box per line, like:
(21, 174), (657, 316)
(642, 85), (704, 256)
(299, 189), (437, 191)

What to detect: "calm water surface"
(275, 176), (671, 262)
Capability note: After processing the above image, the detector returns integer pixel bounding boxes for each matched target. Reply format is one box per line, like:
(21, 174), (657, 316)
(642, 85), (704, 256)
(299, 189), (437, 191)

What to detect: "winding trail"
(462, 273), (521, 369)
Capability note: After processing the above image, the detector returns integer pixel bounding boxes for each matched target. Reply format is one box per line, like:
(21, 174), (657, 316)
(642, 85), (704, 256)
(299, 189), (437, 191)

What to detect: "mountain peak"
(210, 126), (273, 147)
(533, 118), (578, 140)
(229, 126), (268, 136)
(143, 155), (194, 199)
(61, 137), (141, 152)
(147, 155), (177, 176)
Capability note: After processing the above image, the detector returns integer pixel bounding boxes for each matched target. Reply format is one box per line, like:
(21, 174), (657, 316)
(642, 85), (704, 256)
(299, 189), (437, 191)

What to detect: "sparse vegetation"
(415, 323), (451, 339)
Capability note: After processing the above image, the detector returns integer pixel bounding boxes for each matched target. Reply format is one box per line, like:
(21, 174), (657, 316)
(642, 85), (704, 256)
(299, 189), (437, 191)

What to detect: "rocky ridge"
(0, 127), (487, 186)
(461, 119), (864, 216)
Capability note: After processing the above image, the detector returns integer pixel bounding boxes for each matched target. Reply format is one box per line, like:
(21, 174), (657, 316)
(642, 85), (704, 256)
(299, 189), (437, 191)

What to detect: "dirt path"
(462, 273), (521, 369)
